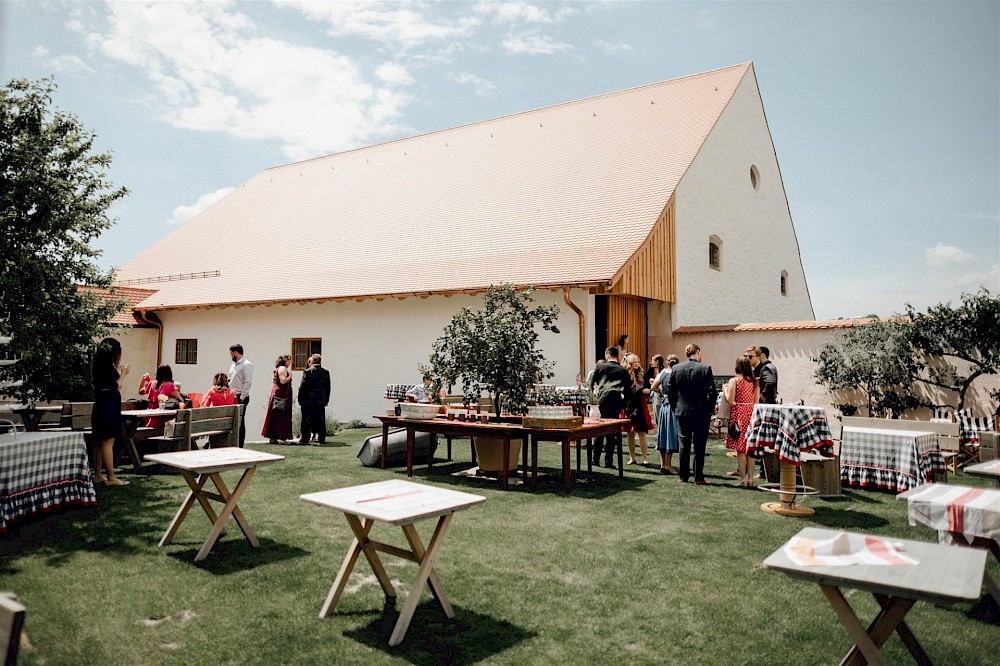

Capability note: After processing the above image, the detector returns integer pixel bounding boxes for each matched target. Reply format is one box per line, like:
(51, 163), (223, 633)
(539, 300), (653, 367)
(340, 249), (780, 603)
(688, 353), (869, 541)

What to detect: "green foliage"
(581, 376), (619, 406)
(533, 387), (564, 406)
(345, 418), (367, 429)
(904, 288), (1000, 410)
(0, 78), (127, 403)
(814, 318), (920, 417)
(428, 284), (560, 415)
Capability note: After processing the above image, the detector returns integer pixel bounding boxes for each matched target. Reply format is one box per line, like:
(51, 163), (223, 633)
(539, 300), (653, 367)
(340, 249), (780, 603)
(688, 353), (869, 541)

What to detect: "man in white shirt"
(228, 344), (254, 447)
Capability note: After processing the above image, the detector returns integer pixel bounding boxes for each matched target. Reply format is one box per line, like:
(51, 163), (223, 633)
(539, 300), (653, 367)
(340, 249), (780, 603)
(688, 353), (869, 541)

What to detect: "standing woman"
(624, 353), (653, 466)
(262, 354), (293, 444)
(724, 356), (760, 488)
(647, 354), (665, 423)
(651, 354), (680, 474)
(91, 337), (130, 486)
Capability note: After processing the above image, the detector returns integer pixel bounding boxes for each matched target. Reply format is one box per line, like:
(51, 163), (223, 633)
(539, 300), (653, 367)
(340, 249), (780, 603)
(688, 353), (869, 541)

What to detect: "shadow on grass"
(166, 537), (309, 574)
(343, 600), (534, 665)
(804, 505), (889, 530)
(0, 477), (182, 573)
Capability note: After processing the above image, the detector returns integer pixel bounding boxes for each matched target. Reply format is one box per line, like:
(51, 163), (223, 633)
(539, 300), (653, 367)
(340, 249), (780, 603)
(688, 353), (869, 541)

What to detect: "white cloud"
(376, 62), (415, 86)
(87, 2), (411, 161)
(33, 45), (49, 57)
(450, 71), (496, 97)
(475, 1), (576, 24)
(275, 0), (479, 49)
(925, 243), (974, 268)
(502, 30), (571, 55)
(957, 263), (999, 288)
(167, 187), (235, 226)
(593, 39), (632, 53)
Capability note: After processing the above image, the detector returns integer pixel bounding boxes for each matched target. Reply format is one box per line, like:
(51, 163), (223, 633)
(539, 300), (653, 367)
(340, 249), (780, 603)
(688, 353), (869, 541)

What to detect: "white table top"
(144, 447), (285, 472)
(965, 460), (1000, 479)
(301, 479), (486, 526)
(763, 527), (986, 604)
(121, 409), (177, 418)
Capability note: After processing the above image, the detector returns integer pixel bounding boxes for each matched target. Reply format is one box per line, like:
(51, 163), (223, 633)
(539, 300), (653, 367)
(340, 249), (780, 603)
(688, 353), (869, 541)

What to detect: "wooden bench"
(841, 416), (958, 478)
(1, 592), (26, 666)
(148, 405), (242, 451)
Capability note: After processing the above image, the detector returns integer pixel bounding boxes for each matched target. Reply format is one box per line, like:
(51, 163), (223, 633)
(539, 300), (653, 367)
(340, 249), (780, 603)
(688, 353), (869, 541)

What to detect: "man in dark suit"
(589, 346), (634, 468)
(667, 343), (717, 485)
(297, 354), (331, 445)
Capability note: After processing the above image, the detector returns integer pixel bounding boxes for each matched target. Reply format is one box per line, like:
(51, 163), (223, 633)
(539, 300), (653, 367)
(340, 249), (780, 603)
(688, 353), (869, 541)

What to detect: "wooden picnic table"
(10, 405), (62, 431)
(120, 408), (176, 473)
(964, 459), (1000, 486)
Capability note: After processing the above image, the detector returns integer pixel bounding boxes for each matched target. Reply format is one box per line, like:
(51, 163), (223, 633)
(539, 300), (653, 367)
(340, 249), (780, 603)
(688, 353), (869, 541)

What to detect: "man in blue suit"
(667, 343), (718, 485)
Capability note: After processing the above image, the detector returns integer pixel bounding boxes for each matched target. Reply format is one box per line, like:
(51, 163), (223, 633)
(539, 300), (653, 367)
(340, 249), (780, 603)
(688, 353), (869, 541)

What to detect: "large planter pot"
(472, 435), (519, 473)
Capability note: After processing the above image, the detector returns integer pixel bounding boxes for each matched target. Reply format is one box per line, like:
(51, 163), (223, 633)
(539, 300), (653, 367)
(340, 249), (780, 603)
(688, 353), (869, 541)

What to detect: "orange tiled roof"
(80, 286), (159, 326)
(673, 319), (876, 334)
(117, 63), (754, 310)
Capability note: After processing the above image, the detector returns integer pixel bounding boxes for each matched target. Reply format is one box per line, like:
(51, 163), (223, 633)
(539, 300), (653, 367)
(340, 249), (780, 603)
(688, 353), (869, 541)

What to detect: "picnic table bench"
(148, 405), (243, 451)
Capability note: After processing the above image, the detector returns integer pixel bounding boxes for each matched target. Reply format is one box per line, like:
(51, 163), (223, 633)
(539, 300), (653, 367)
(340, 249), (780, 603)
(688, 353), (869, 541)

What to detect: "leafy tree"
(904, 288), (1000, 411)
(0, 78), (126, 403)
(814, 318), (920, 417)
(427, 284), (560, 416)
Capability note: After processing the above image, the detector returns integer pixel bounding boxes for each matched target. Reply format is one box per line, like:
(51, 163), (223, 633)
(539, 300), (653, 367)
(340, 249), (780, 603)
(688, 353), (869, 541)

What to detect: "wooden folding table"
(301, 479), (486, 646)
(144, 448), (285, 561)
(764, 527), (986, 666)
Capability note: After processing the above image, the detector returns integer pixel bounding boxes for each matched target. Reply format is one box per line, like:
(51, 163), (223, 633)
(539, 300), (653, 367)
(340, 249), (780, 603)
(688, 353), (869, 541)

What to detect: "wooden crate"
(799, 455), (842, 497)
(980, 431), (999, 462)
(522, 416), (583, 430)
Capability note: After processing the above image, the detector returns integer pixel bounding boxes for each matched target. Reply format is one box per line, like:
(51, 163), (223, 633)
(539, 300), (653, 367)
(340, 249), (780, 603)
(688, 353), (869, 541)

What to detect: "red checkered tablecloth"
(744, 404), (834, 465)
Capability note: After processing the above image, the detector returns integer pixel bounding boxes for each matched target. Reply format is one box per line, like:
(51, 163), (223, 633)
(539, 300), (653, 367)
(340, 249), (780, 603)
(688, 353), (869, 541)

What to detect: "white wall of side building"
(152, 288), (590, 439)
(672, 69), (814, 328)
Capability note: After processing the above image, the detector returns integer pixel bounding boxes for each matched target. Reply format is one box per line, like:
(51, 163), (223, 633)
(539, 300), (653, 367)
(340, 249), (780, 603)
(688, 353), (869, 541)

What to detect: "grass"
(2, 429), (998, 665)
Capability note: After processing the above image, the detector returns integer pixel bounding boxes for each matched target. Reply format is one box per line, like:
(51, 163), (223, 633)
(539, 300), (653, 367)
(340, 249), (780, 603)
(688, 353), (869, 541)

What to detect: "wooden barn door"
(599, 295), (648, 363)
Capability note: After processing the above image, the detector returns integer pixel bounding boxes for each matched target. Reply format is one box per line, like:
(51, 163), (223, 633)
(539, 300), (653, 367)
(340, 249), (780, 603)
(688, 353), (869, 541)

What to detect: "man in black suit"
(589, 346), (634, 468)
(667, 343), (717, 485)
(297, 354), (331, 445)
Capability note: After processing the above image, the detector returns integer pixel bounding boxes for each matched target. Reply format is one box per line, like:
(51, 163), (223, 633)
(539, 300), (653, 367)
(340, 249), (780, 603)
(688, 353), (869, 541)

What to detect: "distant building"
(115, 62), (815, 431)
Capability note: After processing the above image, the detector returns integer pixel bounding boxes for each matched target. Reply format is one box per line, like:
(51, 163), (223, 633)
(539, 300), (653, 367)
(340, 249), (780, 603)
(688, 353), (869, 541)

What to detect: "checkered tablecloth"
(384, 384), (413, 401)
(903, 483), (1000, 544)
(959, 414), (995, 444)
(744, 404), (834, 465)
(0, 430), (97, 533)
(840, 426), (946, 493)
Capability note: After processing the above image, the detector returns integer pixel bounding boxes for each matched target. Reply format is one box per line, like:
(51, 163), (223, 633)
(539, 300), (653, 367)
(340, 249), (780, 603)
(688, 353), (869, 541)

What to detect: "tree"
(427, 284), (560, 416)
(0, 78), (127, 403)
(814, 318), (920, 417)
(905, 288), (1000, 411)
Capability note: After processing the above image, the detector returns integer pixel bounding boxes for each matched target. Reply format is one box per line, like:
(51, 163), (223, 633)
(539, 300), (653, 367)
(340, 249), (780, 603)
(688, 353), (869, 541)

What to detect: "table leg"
(530, 435), (538, 489)
(428, 434), (436, 475)
(820, 584), (917, 666)
(380, 422), (390, 469)
(586, 438), (592, 473)
(321, 516), (395, 617)
(208, 471), (259, 547)
(871, 594), (929, 664)
(406, 428), (414, 478)
(389, 513), (454, 647)
(194, 467), (258, 562)
(401, 520), (453, 617)
(616, 432), (624, 478)
(500, 437), (510, 491)
(121, 418), (144, 474)
(761, 460), (815, 517)
(562, 435), (572, 495)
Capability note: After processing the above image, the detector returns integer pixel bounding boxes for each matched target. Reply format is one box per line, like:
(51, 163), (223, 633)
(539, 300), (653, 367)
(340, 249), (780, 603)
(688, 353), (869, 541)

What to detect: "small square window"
(175, 339), (198, 365)
(292, 338), (322, 370)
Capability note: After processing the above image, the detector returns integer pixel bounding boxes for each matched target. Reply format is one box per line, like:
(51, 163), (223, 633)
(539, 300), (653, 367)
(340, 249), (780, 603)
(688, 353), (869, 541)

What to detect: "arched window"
(709, 236), (722, 271)
(780, 270), (788, 296)
(750, 164), (760, 191)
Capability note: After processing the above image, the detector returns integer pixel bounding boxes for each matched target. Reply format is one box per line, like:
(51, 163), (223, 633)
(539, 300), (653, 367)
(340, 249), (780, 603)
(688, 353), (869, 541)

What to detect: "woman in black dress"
(92, 337), (130, 486)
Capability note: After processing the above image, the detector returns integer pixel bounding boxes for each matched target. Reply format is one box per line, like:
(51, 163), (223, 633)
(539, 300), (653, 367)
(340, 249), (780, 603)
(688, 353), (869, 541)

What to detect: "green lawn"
(2, 429), (997, 665)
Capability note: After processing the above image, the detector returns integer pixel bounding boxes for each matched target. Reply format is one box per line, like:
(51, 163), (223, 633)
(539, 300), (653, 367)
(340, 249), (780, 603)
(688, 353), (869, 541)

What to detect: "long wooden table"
(375, 415), (628, 493)
(121, 408), (176, 473)
(301, 480), (486, 646)
(764, 527), (986, 666)
(144, 448), (285, 562)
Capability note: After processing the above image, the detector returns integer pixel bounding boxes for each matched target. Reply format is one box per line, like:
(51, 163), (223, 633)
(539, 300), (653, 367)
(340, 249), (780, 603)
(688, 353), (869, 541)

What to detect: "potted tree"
(427, 284), (560, 472)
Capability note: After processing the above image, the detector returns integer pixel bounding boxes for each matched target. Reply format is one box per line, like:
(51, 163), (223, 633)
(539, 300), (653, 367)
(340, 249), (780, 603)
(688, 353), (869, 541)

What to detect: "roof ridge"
(265, 62), (753, 171)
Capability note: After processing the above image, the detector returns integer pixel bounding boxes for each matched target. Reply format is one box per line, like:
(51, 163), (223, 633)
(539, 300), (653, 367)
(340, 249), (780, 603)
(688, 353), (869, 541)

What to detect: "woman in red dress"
(724, 356), (760, 488)
(262, 354), (293, 444)
(202, 372), (237, 407)
(624, 353), (654, 466)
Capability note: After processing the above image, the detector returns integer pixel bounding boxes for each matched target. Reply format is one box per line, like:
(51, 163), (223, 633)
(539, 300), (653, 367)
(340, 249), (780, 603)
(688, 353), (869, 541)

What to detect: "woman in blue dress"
(651, 354), (680, 475)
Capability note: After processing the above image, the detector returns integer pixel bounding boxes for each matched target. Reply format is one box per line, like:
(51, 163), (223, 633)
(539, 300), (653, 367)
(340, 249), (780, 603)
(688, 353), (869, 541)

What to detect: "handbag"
(728, 421), (741, 440)
(163, 399), (181, 410)
(272, 397), (287, 412)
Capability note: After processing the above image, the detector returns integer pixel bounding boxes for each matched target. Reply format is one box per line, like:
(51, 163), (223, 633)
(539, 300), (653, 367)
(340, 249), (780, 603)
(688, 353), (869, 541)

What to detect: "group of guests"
(87, 339), (334, 487)
(587, 336), (778, 487)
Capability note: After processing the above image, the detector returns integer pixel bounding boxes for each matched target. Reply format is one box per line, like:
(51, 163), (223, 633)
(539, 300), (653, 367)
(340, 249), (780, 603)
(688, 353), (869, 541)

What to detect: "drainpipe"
(562, 287), (586, 381)
(137, 308), (163, 367)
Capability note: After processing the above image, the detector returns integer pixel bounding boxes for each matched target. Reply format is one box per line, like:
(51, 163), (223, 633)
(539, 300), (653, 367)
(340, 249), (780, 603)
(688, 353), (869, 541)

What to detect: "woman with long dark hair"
(91, 337), (130, 486)
(145, 364), (181, 429)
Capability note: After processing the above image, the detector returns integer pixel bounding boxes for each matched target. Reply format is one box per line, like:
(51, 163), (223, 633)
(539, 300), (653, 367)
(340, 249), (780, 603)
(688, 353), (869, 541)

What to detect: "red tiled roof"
(673, 319), (877, 334)
(116, 63), (754, 310)
(80, 286), (159, 326)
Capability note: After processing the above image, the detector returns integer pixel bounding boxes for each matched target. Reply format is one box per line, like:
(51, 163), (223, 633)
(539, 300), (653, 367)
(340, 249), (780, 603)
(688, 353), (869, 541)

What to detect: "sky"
(2, 0), (998, 320)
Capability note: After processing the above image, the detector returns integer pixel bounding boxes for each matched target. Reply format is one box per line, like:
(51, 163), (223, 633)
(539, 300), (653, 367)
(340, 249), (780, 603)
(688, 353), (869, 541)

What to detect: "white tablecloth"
(0, 430), (97, 533)
(903, 483), (1000, 544)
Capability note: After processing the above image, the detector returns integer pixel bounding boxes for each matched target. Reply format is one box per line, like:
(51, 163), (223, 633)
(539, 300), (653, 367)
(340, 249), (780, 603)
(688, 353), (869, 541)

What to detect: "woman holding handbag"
(262, 354), (293, 444)
(724, 356), (760, 488)
(651, 354), (680, 474)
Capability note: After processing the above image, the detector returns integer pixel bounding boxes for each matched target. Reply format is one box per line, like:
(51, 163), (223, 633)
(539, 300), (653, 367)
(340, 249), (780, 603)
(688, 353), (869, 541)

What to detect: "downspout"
(562, 287), (586, 381)
(138, 308), (163, 367)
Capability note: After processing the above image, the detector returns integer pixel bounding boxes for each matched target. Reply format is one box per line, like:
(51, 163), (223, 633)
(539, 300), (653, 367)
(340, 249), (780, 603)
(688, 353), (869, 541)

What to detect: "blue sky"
(3, 0), (997, 320)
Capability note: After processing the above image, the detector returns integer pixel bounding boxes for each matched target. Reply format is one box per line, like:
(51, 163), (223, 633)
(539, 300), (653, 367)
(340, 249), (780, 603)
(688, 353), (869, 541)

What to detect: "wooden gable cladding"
(609, 197), (676, 302)
(606, 296), (649, 364)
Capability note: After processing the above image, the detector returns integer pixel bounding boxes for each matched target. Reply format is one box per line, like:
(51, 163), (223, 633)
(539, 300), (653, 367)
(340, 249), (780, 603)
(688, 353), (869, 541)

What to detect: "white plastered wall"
(153, 288), (588, 439)
(673, 67), (814, 328)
